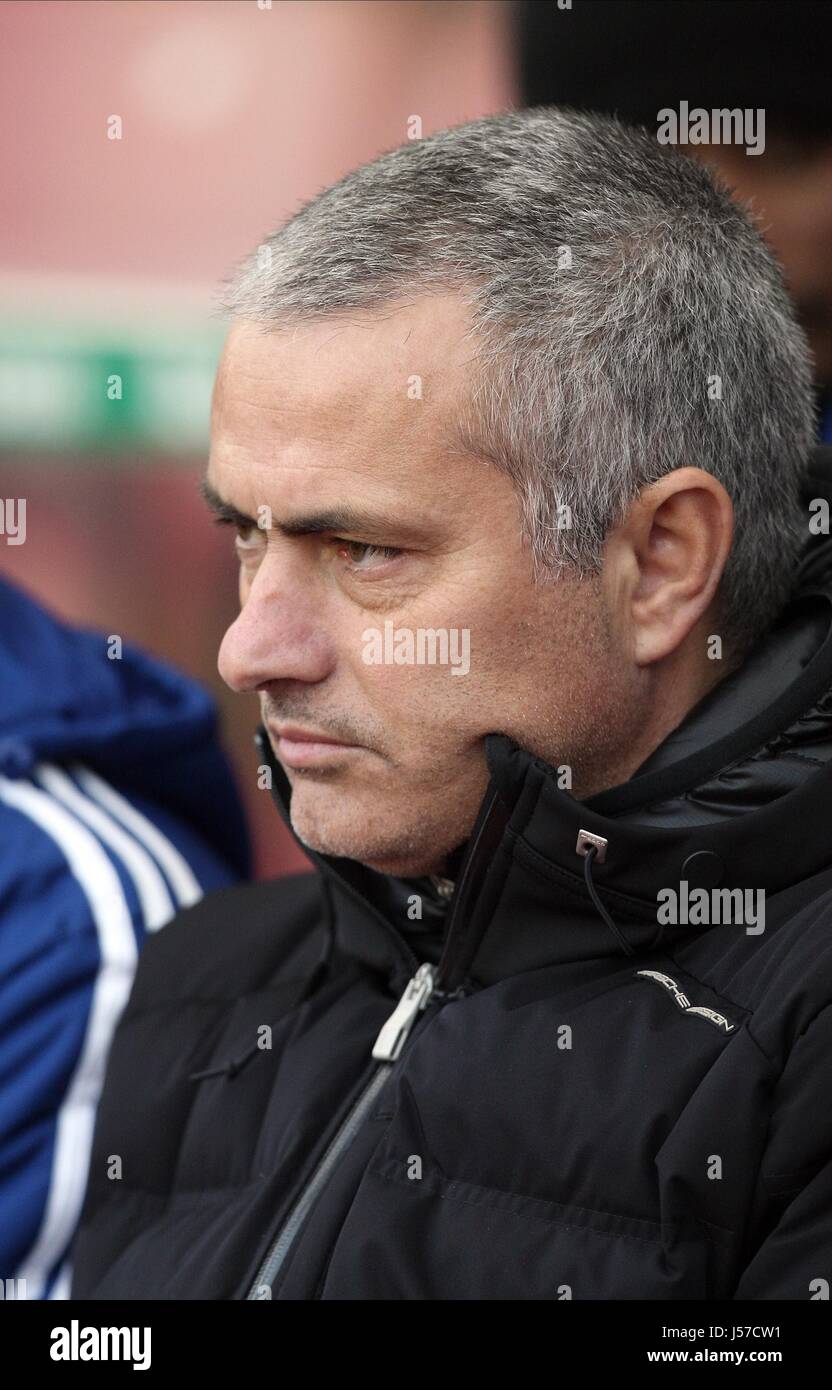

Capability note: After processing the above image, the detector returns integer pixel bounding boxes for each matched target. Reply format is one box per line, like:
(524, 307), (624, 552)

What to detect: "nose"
(217, 559), (334, 693)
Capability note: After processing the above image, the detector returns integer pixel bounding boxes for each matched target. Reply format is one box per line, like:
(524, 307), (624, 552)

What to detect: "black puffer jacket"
(70, 449), (832, 1300)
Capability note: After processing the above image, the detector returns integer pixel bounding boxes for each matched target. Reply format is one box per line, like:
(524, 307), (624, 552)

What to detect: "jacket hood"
(0, 576), (250, 876)
(261, 445), (832, 994)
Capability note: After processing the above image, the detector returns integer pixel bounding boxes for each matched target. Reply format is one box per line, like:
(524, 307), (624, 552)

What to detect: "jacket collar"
(259, 448), (832, 997)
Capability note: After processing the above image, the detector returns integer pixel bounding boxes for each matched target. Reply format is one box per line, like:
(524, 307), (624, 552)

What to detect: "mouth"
(267, 723), (364, 769)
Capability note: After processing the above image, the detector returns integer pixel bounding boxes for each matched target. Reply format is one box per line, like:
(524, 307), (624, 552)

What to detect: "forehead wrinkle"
(220, 305), (469, 427)
(214, 378), (443, 480)
(211, 450), (448, 522)
(208, 437), (470, 541)
(212, 300), (479, 511)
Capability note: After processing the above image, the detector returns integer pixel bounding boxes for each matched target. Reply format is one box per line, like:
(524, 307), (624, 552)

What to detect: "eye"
(228, 521), (265, 553)
(226, 520), (266, 561)
(211, 514), (259, 542)
(332, 538), (401, 571)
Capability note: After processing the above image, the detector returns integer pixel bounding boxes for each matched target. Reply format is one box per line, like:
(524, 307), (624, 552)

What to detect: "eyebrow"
(199, 478), (430, 543)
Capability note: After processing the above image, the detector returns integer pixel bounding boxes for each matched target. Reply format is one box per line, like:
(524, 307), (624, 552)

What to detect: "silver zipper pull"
(428, 873), (455, 901)
(371, 962), (436, 1062)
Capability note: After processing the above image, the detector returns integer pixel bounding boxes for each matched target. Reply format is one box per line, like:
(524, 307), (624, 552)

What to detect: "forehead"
(209, 293), (477, 508)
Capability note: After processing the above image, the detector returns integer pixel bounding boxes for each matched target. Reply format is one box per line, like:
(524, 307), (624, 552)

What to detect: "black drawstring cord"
(188, 1049), (259, 1083)
(188, 879), (337, 1084)
(582, 843), (637, 959)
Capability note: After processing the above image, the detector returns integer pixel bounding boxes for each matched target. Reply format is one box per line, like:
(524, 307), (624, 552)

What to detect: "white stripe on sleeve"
(1, 774), (138, 1301)
(72, 764), (203, 909)
(36, 764), (175, 932)
(47, 1259), (72, 1300)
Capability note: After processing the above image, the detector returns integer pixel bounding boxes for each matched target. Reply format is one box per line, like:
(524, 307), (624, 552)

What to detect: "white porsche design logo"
(635, 970), (737, 1033)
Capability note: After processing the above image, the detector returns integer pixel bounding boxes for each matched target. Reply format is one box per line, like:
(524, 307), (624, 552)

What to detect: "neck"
(573, 635), (740, 802)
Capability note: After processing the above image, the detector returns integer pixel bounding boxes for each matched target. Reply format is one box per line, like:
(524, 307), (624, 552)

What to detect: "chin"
(288, 784), (448, 877)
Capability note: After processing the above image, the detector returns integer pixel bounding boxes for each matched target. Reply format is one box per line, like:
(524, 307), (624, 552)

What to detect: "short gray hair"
(219, 107), (816, 657)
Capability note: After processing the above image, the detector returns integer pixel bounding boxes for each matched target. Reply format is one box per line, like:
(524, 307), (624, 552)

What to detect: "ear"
(603, 467), (734, 667)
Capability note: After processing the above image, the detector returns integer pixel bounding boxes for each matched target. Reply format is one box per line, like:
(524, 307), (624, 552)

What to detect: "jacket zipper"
(245, 961), (441, 1299)
(430, 785), (503, 994)
(243, 780), (505, 1300)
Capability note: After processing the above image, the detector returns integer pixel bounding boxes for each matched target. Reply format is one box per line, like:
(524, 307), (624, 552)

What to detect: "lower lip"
(275, 736), (362, 768)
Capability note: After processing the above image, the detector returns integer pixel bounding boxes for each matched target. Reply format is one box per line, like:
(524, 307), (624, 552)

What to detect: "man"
(69, 108), (832, 1300)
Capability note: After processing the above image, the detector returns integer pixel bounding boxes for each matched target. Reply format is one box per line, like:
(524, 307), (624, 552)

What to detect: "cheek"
(351, 639), (477, 724)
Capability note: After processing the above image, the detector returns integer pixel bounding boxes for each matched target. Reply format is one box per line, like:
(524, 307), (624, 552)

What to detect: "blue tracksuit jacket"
(0, 576), (250, 1299)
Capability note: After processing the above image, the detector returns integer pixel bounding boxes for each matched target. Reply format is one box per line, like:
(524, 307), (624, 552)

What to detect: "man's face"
(208, 295), (638, 877)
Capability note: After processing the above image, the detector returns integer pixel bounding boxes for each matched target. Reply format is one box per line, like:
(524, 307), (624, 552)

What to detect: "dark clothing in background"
(518, 1), (832, 138)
